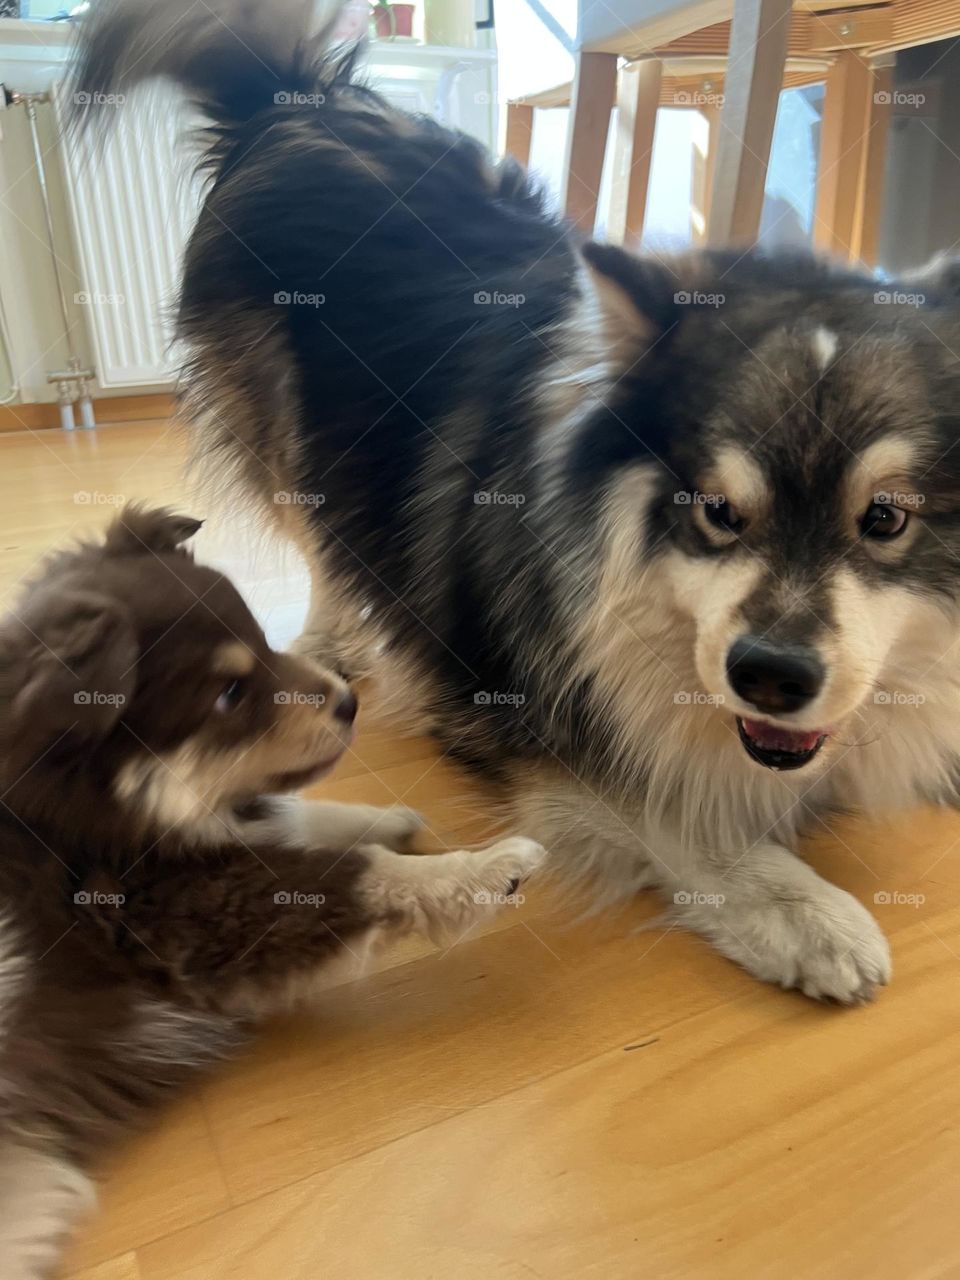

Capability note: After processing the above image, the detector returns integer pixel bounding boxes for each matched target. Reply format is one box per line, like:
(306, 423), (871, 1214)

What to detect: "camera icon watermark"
(74, 690), (126, 707)
(73, 91), (126, 107)
(473, 290), (525, 308)
(873, 890), (925, 907)
(474, 690), (526, 708)
(873, 690), (926, 706)
(274, 90), (326, 107)
(274, 890), (327, 907)
(874, 491), (924, 508)
(874, 290), (925, 308)
(674, 890), (726, 907)
(74, 890), (126, 906)
(274, 291), (325, 307)
(474, 888), (525, 906)
(274, 691), (327, 707)
(673, 690), (725, 706)
(874, 90), (925, 108)
(674, 88), (724, 107)
(274, 490), (326, 507)
(674, 490), (725, 506)
(74, 291), (125, 306)
(673, 290), (725, 308)
(74, 490), (126, 507)
(473, 490), (526, 507)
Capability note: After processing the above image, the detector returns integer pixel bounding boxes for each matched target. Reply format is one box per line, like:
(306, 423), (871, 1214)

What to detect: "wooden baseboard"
(0, 392), (175, 434)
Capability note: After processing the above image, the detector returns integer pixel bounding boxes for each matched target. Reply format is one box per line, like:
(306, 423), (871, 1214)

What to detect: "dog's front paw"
(684, 879), (891, 1004)
(785, 892), (891, 1002)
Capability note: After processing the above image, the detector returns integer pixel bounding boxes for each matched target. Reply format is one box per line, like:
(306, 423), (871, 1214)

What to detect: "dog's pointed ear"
(581, 242), (681, 340)
(903, 254), (960, 304)
(104, 504), (203, 556)
(1, 591), (138, 770)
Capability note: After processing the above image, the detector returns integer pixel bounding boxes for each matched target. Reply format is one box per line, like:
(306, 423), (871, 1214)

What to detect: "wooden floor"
(4, 422), (960, 1280)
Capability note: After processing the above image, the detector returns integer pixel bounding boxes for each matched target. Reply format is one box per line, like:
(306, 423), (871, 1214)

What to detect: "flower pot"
(424, 0), (475, 48)
(373, 3), (415, 39)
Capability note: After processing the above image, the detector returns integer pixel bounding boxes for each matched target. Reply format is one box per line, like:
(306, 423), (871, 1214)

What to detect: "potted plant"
(371, 0), (415, 39)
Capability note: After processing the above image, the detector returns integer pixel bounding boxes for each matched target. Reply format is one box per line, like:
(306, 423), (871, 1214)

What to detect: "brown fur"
(0, 507), (542, 1278)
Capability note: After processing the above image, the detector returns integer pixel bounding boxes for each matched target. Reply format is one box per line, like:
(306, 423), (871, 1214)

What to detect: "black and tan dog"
(0, 506), (542, 1278)
(72, 1), (960, 1009)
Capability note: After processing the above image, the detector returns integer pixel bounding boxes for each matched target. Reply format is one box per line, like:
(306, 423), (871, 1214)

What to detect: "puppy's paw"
(469, 836), (547, 902)
(361, 837), (546, 944)
(691, 881), (891, 1004)
(422, 837), (545, 938)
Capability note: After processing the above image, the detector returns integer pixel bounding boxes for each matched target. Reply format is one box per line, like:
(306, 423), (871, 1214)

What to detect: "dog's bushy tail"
(70, 0), (351, 134)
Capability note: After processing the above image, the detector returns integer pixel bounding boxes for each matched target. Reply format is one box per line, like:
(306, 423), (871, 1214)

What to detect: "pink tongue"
(742, 719), (824, 753)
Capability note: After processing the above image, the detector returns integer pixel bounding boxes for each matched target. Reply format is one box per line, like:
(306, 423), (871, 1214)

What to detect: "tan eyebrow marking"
(702, 444), (769, 515)
(845, 436), (922, 522)
(211, 642), (255, 677)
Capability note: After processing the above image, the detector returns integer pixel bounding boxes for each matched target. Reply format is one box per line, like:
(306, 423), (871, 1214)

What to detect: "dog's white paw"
(681, 878), (891, 1003)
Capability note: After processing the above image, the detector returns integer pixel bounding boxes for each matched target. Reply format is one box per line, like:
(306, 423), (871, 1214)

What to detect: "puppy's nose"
(726, 638), (824, 715)
(333, 687), (358, 726)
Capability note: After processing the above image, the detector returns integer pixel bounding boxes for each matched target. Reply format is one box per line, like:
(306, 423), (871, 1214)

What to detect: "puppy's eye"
(702, 499), (744, 537)
(214, 679), (247, 713)
(860, 502), (908, 539)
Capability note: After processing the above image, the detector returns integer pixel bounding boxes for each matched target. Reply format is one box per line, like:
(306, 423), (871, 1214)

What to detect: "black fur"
(71, 0), (960, 783)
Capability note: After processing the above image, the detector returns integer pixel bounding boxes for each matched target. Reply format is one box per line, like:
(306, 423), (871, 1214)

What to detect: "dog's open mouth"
(736, 717), (827, 771)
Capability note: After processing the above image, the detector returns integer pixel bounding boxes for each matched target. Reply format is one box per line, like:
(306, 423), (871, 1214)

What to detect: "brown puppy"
(0, 506), (543, 1279)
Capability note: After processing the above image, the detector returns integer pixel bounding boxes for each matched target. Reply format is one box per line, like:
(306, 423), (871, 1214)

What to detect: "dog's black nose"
(333, 688), (358, 726)
(726, 638), (824, 715)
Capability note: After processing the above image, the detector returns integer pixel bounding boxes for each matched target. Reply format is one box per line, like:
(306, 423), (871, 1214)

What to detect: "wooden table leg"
(607, 59), (663, 247)
(504, 103), (534, 168)
(707, 0), (793, 247)
(814, 50), (876, 260)
(561, 51), (618, 233)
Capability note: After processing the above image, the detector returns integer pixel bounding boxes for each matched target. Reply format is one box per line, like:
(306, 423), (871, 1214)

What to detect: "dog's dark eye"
(214, 679), (247, 713)
(704, 499), (744, 535)
(860, 503), (908, 539)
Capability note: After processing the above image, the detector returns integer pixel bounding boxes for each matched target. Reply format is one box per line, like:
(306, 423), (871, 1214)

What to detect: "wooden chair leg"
(851, 62), (893, 266)
(607, 59), (662, 247)
(504, 103), (534, 168)
(693, 104), (720, 243)
(706, 0), (793, 246)
(561, 51), (618, 233)
(814, 51), (876, 260)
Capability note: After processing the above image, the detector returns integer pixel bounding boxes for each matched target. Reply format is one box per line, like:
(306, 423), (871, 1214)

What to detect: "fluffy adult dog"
(73, 0), (960, 1007)
(0, 506), (542, 1279)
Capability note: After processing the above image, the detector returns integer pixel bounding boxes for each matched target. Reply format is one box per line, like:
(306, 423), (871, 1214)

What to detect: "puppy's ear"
(105, 504), (203, 556)
(581, 242), (681, 340)
(2, 591), (138, 768)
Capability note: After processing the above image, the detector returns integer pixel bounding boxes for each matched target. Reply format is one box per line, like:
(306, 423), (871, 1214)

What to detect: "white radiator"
(55, 83), (203, 388)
